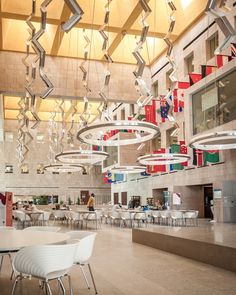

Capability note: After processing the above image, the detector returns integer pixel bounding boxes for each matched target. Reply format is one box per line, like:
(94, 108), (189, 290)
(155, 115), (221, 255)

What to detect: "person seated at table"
(28, 201), (38, 211)
(87, 193), (95, 211)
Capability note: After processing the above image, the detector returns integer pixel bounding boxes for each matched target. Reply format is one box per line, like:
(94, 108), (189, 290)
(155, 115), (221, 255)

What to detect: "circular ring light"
(55, 150), (109, 165)
(189, 130), (236, 150)
(138, 153), (191, 165)
(110, 166), (146, 174)
(77, 120), (160, 146)
(44, 164), (85, 173)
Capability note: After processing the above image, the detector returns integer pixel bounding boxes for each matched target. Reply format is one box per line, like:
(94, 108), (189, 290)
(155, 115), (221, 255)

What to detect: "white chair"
(152, 211), (161, 224)
(53, 210), (65, 223)
(70, 211), (83, 228)
(84, 211), (102, 230)
(11, 243), (78, 295)
(184, 210), (199, 226)
(23, 226), (61, 232)
(120, 211), (132, 227)
(15, 211), (31, 228)
(160, 211), (171, 225)
(170, 211), (184, 226)
(132, 212), (147, 227)
(38, 211), (51, 226)
(67, 231), (98, 294)
(110, 211), (122, 227)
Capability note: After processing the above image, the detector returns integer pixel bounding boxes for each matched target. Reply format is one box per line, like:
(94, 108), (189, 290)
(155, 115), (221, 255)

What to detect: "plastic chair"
(15, 211), (31, 228)
(67, 231), (98, 294)
(170, 211), (184, 226)
(23, 226), (61, 232)
(132, 212), (147, 227)
(160, 211), (171, 225)
(110, 211), (122, 227)
(152, 211), (161, 224)
(38, 211), (51, 226)
(184, 210), (199, 226)
(70, 211), (83, 228)
(84, 211), (102, 230)
(11, 243), (77, 295)
(120, 211), (132, 227)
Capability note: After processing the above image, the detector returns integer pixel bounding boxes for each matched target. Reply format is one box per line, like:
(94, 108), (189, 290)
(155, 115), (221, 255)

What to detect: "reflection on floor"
(0, 223), (236, 295)
(133, 221), (236, 272)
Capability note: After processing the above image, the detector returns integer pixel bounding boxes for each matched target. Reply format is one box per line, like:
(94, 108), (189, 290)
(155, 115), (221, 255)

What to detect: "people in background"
(28, 201), (37, 211)
(87, 193), (95, 211)
(156, 200), (163, 210)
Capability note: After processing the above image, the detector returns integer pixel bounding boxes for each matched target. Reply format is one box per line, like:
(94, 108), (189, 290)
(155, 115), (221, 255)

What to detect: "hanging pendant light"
(110, 166), (146, 174)
(44, 164), (85, 173)
(138, 153), (191, 165)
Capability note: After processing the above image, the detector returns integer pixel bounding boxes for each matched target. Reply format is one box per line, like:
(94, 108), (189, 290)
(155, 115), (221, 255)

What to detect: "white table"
(0, 230), (69, 252)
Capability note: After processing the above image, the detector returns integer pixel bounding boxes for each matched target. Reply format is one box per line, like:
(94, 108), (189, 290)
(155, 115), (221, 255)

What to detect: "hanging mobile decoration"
(32, 0), (54, 99)
(67, 100), (78, 147)
(132, 0), (153, 119)
(76, 0), (160, 146)
(163, 0), (177, 123)
(98, 0), (113, 120)
(47, 102), (59, 165)
(61, 0), (84, 33)
(80, 30), (92, 126)
(24, 0), (41, 130)
(205, 0), (236, 54)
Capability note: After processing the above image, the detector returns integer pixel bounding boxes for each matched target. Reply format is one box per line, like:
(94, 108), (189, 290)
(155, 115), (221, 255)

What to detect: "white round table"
(0, 230), (69, 252)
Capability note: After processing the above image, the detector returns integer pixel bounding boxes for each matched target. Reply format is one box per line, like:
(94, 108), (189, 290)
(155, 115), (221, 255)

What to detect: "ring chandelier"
(77, 120), (160, 146)
(189, 130), (236, 150)
(138, 153), (191, 166)
(55, 150), (109, 165)
(44, 164), (85, 173)
(110, 166), (146, 174)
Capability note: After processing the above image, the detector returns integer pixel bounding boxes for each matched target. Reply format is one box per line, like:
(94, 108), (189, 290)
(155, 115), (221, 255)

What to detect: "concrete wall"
(0, 120), (111, 204)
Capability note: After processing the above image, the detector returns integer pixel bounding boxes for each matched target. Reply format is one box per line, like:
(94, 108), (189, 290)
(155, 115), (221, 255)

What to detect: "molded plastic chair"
(132, 212), (147, 227)
(110, 211), (122, 227)
(38, 211), (51, 226)
(152, 211), (161, 224)
(11, 243), (77, 295)
(160, 211), (171, 225)
(15, 211), (31, 228)
(70, 211), (83, 228)
(67, 231), (98, 294)
(184, 210), (199, 226)
(23, 226), (61, 232)
(120, 211), (132, 227)
(170, 211), (184, 226)
(84, 211), (102, 230)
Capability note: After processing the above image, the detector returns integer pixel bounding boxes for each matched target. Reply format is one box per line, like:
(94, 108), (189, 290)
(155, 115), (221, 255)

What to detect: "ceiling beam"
(50, 3), (71, 56)
(0, 10), (170, 40)
(107, 0), (151, 57)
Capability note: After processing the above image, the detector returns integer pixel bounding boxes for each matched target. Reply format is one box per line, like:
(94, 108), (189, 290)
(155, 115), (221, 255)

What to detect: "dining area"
(0, 226), (98, 295)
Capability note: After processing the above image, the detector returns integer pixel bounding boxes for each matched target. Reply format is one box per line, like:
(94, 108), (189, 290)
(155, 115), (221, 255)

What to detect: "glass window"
(184, 52), (194, 75)
(152, 136), (161, 151)
(5, 164), (13, 174)
(21, 164), (29, 174)
(166, 128), (178, 147)
(192, 69), (236, 135)
(37, 164), (44, 174)
(206, 32), (218, 60)
(103, 146), (118, 169)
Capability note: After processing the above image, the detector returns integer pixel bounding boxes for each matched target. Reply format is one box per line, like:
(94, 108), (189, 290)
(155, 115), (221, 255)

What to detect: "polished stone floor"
(0, 224), (236, 295)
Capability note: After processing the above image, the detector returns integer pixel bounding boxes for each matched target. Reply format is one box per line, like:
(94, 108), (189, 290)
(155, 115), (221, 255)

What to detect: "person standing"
(87, 193), (95, 211)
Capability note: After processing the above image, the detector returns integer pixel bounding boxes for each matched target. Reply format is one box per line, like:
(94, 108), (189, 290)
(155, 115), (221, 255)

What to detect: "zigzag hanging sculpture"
(98, 0), (113, 121)
(80, 30), (92, 125)
(132, 0), (153, 120)
(67, 100), (78, 147)
(163, 0), (177, 123)
(205, 0), (236, 54)
(61, 0), (84, 33)
(24, 0), (41, 129)
(32, 0), (54, 99)
(48, 104), (58, 164)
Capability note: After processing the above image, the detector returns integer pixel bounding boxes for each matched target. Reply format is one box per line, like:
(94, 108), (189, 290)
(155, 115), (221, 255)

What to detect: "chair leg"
(58, 277), (66, 295)
(80, 265), (90, 289)
(45, 281), (53, 295)
(88, 263), (98, 294)
(11, 275), (21, 295)
(67, 274), (73, 295)
(0, 255), (4, 272)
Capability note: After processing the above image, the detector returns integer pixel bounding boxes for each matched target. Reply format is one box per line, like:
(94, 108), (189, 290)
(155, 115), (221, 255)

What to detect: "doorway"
(113, 193), (119, 204)
(80, 190), (90, 205)
(204, 186), (213, 218)
(121, 192), (127, 205)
